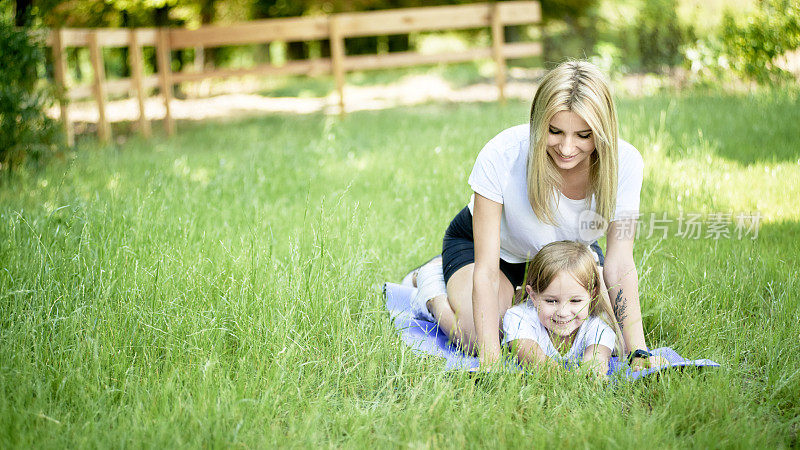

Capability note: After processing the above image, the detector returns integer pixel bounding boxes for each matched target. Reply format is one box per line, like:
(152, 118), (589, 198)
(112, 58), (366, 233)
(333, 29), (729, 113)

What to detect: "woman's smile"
(554, 151), (578, 162)
(546, 110), (596, 172)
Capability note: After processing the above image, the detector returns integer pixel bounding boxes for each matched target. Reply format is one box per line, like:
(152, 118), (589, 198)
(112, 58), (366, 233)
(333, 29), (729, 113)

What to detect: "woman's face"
(546, 110), (596, 172)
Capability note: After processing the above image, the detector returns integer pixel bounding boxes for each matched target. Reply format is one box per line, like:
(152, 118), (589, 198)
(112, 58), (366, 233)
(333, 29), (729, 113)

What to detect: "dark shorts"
(441, 206), (605, 288)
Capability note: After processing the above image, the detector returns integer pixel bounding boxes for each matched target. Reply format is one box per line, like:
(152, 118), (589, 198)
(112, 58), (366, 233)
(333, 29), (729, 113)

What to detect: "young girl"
(502, 240), (624, 377)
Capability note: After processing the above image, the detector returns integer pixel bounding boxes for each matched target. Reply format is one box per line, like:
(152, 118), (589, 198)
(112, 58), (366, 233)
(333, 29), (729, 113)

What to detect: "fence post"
(51, 29), (73, 146)
(491, 3), (507, 104)
(129, 29), (151, 138)
(329, 15), (346, 115)
(156, 28), (175, 136)
(194, 45), (204, 71)
(191, 45), (205, 98)
(88, 30), (111, 143)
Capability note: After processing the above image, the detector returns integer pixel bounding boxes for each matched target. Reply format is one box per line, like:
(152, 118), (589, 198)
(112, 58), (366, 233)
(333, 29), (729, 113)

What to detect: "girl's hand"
(576, 360), (609, 385)
(581, 344), (611, 381)
(630, 354), (669, 371)
(590, 370), (609, 386)
(509, 339), (554, 370)
(478, 350), (502, 371)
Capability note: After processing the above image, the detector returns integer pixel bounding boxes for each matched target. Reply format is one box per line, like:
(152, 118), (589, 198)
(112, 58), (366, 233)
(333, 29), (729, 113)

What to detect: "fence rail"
(45, 1), (542, 144)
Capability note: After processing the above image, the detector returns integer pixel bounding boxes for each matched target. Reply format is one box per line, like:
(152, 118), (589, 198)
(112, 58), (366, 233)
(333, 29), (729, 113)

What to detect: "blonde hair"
(527, 60), (619, 225)
(521, 240), (626, 357)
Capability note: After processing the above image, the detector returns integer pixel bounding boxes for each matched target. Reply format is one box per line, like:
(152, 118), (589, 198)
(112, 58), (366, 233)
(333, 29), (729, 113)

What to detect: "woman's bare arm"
(603, 220), (645, 351)
(604, 219), (668, 369)
(472, 193), (504, 367)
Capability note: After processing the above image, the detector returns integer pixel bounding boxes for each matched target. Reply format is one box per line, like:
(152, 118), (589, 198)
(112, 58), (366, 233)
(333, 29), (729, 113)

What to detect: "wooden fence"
(45, 1), (542, 145)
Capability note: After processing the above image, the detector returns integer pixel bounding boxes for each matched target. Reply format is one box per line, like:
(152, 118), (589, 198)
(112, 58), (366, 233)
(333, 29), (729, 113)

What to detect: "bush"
(0, 19), (64, 171)
(721, 0), (800, 85)
(681, 37), (732, 86)
(589, 41), (627, 78)
(540, 0), (600, 63)
(634, 0), (693, 73)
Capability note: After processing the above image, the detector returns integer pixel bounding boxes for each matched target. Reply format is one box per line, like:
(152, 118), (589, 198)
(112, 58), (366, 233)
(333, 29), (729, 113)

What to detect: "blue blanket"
(384, 282), (720, 380)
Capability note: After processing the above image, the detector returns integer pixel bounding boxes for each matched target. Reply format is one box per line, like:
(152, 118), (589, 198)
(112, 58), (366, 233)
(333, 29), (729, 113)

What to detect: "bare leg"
(427, 263), (515, 355)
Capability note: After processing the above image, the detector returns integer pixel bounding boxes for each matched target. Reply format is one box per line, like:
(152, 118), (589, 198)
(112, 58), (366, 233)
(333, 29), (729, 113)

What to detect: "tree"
(539, 0), (600, 63)
(0, 18), (64, 170)
(722, 0), (800, 84)
(635, 0), (692, 73)
(14, 0), (33, 26)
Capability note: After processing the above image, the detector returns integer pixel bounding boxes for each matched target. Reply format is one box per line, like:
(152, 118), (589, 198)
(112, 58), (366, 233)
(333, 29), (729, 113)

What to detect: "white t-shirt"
(467, 124), (644, 263)
(502, 300), (617, 362)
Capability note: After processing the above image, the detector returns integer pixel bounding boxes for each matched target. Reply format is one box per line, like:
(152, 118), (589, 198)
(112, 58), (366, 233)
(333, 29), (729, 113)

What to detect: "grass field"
(1, 89), (799, 447)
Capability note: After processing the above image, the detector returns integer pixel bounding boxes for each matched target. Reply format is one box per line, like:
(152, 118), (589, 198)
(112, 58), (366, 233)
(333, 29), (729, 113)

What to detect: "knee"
(427, 294), (450, 317)
(445, 265), (475, 312)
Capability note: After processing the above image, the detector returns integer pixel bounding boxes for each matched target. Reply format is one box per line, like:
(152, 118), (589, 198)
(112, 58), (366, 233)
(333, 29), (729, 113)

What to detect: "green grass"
(1, 90), (799, 447)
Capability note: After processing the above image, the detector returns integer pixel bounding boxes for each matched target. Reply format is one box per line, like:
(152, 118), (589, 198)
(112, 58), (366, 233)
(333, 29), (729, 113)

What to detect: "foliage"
(589, 41), (627, 78)
(720, 0), (800, 85)
(589, 0), (638, 73)
(0, 19), (64, 171)
(0, 0), (12, 20)
(634, 0), (693, 73)
(591, 0), (704, 76)
(681, 37), (733, 86)
(539, 0), (600, 63)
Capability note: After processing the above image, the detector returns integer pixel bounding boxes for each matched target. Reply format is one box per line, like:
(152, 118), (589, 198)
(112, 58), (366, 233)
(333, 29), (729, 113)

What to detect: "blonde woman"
(411, 60), (667, 370)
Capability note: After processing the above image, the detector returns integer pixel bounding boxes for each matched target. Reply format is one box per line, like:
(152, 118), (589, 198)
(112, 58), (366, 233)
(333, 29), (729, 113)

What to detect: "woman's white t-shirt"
(467, 124), (644, 264)
(502, 300), (617, 362)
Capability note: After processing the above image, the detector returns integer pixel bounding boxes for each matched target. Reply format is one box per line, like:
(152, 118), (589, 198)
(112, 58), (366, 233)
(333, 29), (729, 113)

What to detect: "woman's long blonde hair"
(527, 60), (619, 225)
(521, 240), (626, 357)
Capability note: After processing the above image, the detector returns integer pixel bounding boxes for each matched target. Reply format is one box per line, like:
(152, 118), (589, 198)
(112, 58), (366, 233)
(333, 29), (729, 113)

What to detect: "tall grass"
(1, 90), (799, 447)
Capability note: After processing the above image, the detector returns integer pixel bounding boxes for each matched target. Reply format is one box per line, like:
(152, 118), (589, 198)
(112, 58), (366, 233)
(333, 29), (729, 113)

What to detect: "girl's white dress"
(502, 300), (616, 362)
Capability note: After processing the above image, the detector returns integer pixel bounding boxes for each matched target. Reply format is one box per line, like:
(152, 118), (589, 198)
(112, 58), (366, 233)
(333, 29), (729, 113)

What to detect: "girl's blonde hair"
(521, 240), (626, 357)
(527, 60), (619, 225)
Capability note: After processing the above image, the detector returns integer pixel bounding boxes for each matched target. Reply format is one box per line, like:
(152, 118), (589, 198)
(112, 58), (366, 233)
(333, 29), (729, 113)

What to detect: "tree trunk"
(120, 10), (131, 78)
(15, 0), (33, 26)
(200, 0), (218, 69)
(153, 6), (183, 98)
(153, 5), (170, 27)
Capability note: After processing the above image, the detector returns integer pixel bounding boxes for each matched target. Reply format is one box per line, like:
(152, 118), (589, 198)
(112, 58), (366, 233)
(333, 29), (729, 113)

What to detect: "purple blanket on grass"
(383, 282), (720, 380)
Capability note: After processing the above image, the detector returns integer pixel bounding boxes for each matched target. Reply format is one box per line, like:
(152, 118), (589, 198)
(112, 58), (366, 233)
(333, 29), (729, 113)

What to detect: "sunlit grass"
(1, 90), (798, 447)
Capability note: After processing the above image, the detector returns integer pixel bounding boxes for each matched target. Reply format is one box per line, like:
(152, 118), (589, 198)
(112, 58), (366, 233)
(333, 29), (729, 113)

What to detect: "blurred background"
(1, 0), (799, 164)
(5, 0), (800, 90)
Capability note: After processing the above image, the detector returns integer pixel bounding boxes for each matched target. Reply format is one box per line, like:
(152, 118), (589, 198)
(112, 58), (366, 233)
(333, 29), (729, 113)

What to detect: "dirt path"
(53, 72), (545, 127)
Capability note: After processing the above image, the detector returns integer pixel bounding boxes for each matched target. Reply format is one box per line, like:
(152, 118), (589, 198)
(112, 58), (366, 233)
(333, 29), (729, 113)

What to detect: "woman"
(411, 60), (667, 369)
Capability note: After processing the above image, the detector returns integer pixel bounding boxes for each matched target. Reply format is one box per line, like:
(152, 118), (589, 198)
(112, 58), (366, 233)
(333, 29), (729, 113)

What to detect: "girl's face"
(526, 270), (592, 340)
(546, 110), (596, 172)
